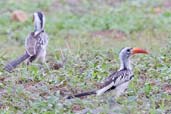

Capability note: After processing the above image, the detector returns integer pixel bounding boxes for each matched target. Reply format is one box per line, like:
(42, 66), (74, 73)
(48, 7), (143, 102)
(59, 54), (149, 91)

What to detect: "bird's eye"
(127, 49), (130, 52)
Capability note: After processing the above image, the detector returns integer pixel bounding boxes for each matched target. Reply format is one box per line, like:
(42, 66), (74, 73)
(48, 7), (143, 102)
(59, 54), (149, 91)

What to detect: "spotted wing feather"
(100, 69), (133, 89)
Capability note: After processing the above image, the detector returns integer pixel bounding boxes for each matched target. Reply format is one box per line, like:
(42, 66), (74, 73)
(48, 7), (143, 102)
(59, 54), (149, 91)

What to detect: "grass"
(0, 0), (171, 113)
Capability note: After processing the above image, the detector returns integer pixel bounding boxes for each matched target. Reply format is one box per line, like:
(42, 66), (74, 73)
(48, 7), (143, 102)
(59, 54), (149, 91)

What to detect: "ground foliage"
(0, 0), (171, 113)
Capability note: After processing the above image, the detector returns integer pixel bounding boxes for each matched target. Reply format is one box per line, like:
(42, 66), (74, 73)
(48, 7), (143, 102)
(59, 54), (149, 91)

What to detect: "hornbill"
(67, 47), (148, 99)
(4, 11), (48, 72)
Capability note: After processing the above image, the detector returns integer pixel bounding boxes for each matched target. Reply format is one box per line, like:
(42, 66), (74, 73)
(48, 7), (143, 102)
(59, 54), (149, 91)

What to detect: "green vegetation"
(0, 0), (171, 113)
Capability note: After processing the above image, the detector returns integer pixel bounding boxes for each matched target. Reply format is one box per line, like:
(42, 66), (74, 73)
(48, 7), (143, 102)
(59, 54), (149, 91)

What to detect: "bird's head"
(119, 47), (148, 59)
(33, 11), (45, 33)
(119, 47), (148, 70)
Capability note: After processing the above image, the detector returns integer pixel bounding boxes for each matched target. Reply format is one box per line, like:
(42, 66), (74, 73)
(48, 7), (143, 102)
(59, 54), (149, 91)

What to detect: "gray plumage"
(67, 47), (148, 99)
(67, 69), (133, 99)
(26, 30), (48, 64)
(96, 69), (133, 96)
(4, 53), (30, 72)
(4, 11), (48, 72)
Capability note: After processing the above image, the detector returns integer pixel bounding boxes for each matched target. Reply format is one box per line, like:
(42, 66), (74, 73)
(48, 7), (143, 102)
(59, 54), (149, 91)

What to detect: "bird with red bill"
(66, 47), (148, 99)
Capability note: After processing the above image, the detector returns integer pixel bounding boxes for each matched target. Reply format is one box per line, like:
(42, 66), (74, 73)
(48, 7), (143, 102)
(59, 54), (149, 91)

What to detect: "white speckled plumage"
(4, 11), (48, 72)
(67, 47), (148, 99)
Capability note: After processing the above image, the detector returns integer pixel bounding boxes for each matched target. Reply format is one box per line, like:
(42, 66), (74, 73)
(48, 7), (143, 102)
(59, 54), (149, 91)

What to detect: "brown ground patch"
(163, 84), (171, 94)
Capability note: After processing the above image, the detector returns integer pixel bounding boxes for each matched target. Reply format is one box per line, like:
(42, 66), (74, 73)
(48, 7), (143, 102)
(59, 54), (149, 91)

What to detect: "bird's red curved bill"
(132, 48), (148, 55)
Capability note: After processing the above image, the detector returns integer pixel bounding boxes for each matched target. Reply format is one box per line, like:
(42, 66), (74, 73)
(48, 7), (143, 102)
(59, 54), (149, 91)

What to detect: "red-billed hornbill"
(67, 47), (148, 99)
(4, 11), (48, 72)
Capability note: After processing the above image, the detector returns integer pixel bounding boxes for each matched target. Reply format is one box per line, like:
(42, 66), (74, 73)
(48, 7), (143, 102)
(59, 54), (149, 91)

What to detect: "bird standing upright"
(67, 47), (148, 99)
(4, 11), (48, 72)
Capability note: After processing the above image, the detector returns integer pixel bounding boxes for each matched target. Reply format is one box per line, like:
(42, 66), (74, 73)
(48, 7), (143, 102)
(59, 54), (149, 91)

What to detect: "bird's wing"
(34, 32), (48, 57)
(25, 31), (48, 56)
(96, 69), (133, 95)
(25, 33), (37, 56)
(36, 32), (48, 49)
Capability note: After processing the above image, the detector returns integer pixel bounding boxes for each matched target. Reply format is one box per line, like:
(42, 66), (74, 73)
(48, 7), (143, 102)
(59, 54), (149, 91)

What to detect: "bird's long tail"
(4, 52), (30, 72)
(66, 90), (96, 99)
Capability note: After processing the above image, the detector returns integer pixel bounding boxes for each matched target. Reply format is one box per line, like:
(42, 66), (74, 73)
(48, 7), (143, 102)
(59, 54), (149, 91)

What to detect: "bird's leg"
(35, 50), (47, 75)
(37, 50), (46, 63)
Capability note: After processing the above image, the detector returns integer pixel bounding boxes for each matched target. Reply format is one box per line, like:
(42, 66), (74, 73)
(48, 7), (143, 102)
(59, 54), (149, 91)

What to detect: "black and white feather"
(4, 11), (48, 72)
(66, 47), (147, 99)
(96, 69), (133, 96)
